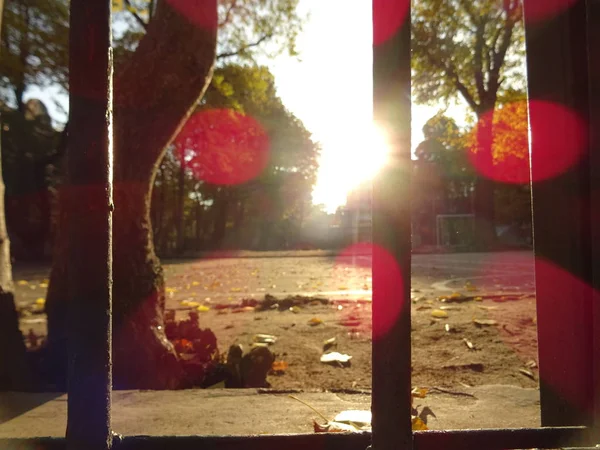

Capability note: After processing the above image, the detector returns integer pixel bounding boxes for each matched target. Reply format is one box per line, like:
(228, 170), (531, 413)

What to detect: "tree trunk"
(211, 189), (229, 247)
(45, 0), (217, 389)
(0, 116), (33, 391)
(176, 165), (185, 253)
(0, 0), (34, 391)
(195, 201), (203, 249)
(473, 109), (497, 250)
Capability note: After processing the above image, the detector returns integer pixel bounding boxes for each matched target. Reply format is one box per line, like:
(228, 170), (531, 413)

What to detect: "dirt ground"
(15, 254), (539, 392)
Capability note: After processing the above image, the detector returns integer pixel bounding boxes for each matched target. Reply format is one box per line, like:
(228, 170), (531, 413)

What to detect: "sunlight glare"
(312, 122), (389, 213)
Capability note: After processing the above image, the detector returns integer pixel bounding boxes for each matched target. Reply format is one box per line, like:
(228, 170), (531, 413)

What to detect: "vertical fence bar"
(371, 1), (412, 449)
(67, 1), (113, 449)
(585, 0), (600, 439)
(523, 0), (594, 427)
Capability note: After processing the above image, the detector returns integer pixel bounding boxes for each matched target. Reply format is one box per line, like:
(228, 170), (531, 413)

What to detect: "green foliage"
(114, 0), (305, 64)
(411, 0), (525, 113)
(152, 64), (320, 253)
(0, 0), (69, 105)
(415, 113), (473, 180)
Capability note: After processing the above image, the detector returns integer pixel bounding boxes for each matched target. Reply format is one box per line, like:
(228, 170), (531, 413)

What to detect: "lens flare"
(173, 109), (270, 186)
(372, 0), (410, 45)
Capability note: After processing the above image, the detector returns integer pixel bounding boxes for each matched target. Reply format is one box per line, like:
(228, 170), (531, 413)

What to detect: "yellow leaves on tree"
(467, 101), (530, 184)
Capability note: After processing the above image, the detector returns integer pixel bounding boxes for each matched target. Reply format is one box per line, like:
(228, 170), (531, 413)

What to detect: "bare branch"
(125, 0), (148, 30)
(216, 33), (272, 59)
(218, 0), (239, 28)
(474, 22), (486, 103)
(420, 41), (480, 112)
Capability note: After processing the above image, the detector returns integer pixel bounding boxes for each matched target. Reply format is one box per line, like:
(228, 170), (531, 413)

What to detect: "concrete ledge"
(0, 385), (539, 438)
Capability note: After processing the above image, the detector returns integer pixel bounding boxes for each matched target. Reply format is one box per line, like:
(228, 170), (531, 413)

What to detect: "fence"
(2, 0), (599, 449)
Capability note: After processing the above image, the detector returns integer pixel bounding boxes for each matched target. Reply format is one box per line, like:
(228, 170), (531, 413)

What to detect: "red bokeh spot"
(532, 257), (597, 415)
(372, 0), (410, 45)
(174, 109), (270, 186)
(337, 242), (405, 339)
(523, 0), (578, 23)
(468, 100), (586, 183)
(166, 0), (218, 30)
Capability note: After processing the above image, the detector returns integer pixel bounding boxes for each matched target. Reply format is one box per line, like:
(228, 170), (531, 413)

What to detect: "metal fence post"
(371, 1), (412, 449)
(523, 0), (594, 428)
(585, 0), (600, 439)
(66, 1), (113, 449)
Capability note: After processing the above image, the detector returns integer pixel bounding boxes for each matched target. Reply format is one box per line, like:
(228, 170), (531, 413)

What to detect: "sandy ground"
(15, 251), (539, 391)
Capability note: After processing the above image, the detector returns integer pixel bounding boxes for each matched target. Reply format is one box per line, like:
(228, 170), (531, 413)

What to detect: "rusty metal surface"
(371, 0), (413, 449)
(66, 0), (113, 449)
(523, 0), (595, 428)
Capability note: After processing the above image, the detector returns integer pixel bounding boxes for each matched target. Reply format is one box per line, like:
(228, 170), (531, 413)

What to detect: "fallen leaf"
(314, 420), (360, 433)
(253, 334), (277, 344)
(35, 298), (45, 306)
(289, 306), (301, 314)
(191, 281), (200, 286)
(271, 360), (288, 374)
(474, 296), (483, 301)
(333, 410), (371, 430)
(320, 352), (352, 366)
(463, 338), (475, 350)
(308, 317), (323, 326)
(519, 369), (536, 380)
(416, 305), (431, 311)
(525, 359), (538, 369)
(411, 387), (428, 398)
(39, 282), (48, 288)
(338, 286), (348, 290)
(17, 280), (29, 286)
(323, 337), (337, 351)
(473, 319), (498, 327)
(431, 309), (448, 318)
(411, 416), (429, 431)
(230, 287), (242, 292)
(196, 305), (210, 312)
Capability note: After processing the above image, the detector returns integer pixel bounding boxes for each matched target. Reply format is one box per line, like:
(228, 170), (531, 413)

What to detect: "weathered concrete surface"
(0, 385), (539, 437)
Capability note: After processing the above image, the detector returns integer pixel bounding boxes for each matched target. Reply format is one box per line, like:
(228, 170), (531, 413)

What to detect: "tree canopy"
(0, 0), (68, 108)
(411, 0), (525, 115)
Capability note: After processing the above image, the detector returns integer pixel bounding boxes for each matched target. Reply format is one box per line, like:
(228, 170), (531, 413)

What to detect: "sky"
(23, 1), (470, 214)
(267, 0), (470, 212)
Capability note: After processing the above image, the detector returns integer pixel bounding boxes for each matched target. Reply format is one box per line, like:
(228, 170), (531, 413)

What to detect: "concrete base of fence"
(0, 385), (540, 437)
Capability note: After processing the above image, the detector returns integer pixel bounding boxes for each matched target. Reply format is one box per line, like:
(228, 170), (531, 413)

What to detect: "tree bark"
(211, 189), (229, 247)
(45, 0), (217, 389)
(0, 0), (33, 392)
(176, 165), (185, 253)
(473, 108), (498, 249)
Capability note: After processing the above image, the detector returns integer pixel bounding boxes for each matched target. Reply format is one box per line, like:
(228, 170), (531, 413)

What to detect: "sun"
(312, 122), (390, 213)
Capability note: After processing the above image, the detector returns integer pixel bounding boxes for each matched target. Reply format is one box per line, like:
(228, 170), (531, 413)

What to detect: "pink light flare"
(372, 0), (410, 46)
(337, 242), (405, 339)
(173, 109), (270, 186)
(468, 100), (586, 184)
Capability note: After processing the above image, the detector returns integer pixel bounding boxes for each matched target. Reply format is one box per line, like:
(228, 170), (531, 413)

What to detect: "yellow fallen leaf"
(474, 296), (483, 301)
(411, 387), (428, 398)
(271, 360), (288, 372)
(431, 309), (448, 318)
(166, 287), (177, 294)
(39, 282), (48, 288)
(197, 305), (210, 312)
(411, 416), (428, 430)
(338, 286), (348, 290)
(230, 287), (242, 292)
(191, 281), (200, 286)
(35, 298), (46, 306)
(308, 317), (323, 326)
(17, 280), (29, 286)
